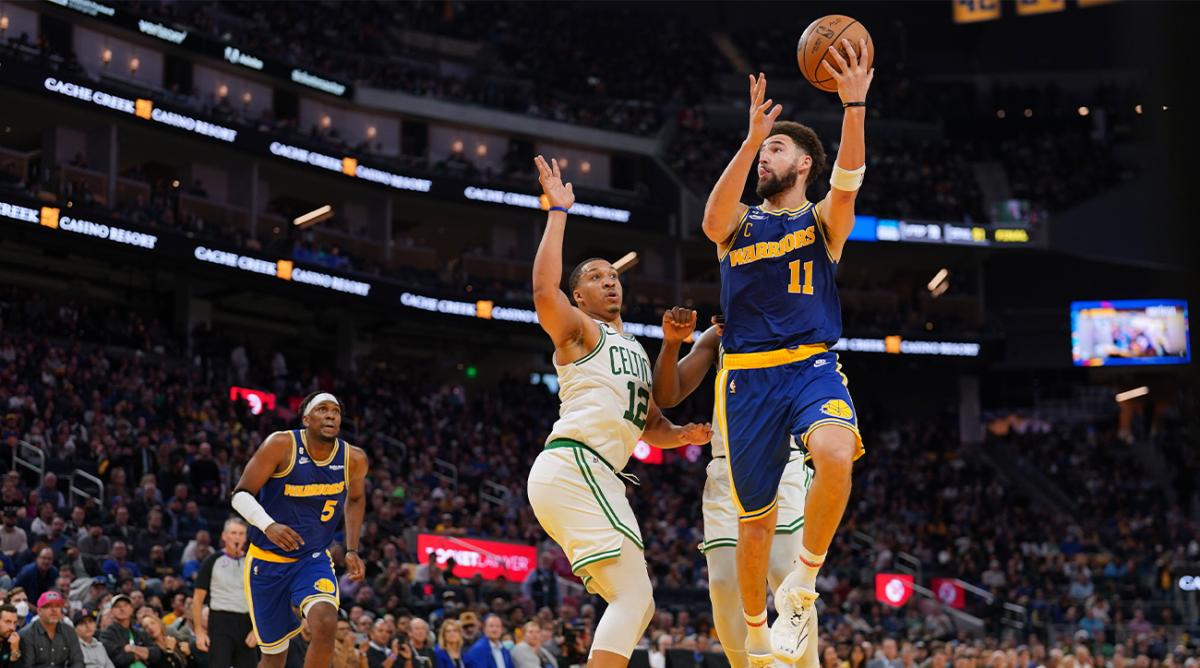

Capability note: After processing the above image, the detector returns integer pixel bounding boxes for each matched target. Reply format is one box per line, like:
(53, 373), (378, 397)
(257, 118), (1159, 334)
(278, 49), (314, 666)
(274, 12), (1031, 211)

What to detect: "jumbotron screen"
(1071, 300), (1191, 367)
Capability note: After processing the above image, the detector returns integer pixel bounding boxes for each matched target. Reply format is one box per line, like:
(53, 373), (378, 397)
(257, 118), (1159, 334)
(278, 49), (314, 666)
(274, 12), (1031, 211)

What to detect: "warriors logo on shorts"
(819, 399), (853, 419)
(314, 578), (336, 594)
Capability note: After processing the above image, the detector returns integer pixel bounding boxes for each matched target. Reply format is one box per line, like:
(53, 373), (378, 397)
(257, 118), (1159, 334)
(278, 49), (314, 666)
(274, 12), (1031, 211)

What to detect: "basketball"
(797, 15), (874, 93)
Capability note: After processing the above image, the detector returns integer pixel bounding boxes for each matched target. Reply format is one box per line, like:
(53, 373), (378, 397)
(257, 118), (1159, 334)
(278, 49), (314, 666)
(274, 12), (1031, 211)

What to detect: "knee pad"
(587, 539), (653, 658)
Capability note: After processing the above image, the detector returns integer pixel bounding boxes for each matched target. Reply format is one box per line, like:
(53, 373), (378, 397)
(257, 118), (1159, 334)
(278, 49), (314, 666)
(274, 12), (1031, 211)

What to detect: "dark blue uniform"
(245, 429), (348, 651)
(716, 202), (864, 521)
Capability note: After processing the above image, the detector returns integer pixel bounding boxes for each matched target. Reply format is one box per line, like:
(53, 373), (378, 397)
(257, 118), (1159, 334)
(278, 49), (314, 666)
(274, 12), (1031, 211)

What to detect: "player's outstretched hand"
(345, 550), (366, 582)
(822, 38), (875, 105)
(679, 422), (713, 446)
(661, 307), (697, 344)
(264, 523), (305, 552)
(534, 155), (575, 210)
(746, 72), (783, 146)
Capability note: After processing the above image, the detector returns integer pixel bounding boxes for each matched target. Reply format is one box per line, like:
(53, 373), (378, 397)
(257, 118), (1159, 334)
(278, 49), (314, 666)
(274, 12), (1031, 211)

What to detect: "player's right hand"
(746, 73), (783, 146)
(195, 630), (209, 652)
(711, 315), (725, 337)
(534, 155), (575, 210)
(661, 307), (697, 343)
(264, 523), (305, 552)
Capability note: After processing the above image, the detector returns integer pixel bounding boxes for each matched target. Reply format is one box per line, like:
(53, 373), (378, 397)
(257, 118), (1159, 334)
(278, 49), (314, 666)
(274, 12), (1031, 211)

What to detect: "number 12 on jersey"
(788, 260), (814, 295)
(623, 381), (649, 429)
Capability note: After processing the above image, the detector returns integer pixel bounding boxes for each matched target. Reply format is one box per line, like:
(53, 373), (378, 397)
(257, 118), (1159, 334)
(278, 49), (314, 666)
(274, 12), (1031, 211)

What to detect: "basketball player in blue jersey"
(700, 41), (874, 666)
(231, 392), (369, 668)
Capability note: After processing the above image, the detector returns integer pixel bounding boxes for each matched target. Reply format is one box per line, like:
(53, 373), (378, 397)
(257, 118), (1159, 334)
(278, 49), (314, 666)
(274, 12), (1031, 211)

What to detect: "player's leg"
(717, 365), (791, 664)
(244, 551), (300, 668)
(771, 526), (818, 668)
(701, 458), (748, 668)
(705, 546), (748, 668)
(301, 602), (338, 668)
(291, 552), (342, 668)
(580, 537), (654, 668)
(773, 354), (863, 662)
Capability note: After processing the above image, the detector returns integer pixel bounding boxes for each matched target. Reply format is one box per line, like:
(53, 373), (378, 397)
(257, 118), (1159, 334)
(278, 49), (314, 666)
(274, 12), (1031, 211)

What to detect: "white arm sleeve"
(232, 490), (276, 532)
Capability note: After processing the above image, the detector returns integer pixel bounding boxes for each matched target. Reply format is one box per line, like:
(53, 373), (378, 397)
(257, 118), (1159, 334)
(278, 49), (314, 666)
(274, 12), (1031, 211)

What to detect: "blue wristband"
(549, 206), (569, 214)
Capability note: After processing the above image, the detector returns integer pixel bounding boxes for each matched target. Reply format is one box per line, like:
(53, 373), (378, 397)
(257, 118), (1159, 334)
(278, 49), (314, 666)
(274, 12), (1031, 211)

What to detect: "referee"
(194, 518), (258, 668)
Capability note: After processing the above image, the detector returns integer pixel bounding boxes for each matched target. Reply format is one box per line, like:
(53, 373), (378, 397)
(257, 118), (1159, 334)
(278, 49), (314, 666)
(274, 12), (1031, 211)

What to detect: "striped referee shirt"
(195, 550), (249, 614)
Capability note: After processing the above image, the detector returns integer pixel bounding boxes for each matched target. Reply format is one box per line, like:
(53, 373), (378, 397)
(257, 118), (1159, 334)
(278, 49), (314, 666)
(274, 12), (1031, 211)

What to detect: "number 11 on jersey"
(788, 260), (814, 295)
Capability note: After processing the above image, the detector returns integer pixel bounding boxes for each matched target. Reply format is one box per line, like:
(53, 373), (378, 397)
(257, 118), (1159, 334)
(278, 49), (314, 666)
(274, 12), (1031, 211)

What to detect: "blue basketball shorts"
(714, 348), (865, 521)
(244, 543), (340, 651)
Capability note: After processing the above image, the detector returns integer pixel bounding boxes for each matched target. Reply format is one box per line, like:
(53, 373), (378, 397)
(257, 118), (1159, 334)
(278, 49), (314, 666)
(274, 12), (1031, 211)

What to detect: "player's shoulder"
(345, 443), (369, 472)
(260, 430), (296, 450)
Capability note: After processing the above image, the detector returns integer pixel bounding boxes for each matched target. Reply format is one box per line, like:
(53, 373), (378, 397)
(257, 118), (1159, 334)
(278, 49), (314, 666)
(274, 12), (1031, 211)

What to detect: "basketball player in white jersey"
(653, 307), (817, 668)
(526, 156), (712, 668)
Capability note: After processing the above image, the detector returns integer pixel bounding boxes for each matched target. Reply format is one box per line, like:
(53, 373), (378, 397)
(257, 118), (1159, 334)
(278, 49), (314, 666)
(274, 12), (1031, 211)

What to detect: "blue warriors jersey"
(719, 202), (842, 353)
(248, 430), (349, 559)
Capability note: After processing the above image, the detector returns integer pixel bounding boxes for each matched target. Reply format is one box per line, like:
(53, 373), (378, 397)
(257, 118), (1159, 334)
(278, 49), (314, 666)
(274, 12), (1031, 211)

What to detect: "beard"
(756, 166), (800, 199)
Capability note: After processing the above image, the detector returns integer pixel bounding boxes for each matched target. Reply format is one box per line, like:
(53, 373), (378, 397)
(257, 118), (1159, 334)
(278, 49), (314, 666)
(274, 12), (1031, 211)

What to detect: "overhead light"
(581, 161), (592, 174)
(366, 125), (377, 139)
(101, 48), (112, 65)
(452, 139), (464, 153)
(1078, 106), (1089, 117)
(1162, 105), (1169, 112)
(241, 91), (252, 105)
(293, 204), (333, 229)
(129, 56), (140, 73)
(217, 84), (229, 98)
(1135, 104), (1143, 115)
(0, 16), (9, 32)
(996, 109), (1005, 119)
(320, 115), (332, 129)
(1115, 386), (1149, 403)
(1023, 108), (1033, 118)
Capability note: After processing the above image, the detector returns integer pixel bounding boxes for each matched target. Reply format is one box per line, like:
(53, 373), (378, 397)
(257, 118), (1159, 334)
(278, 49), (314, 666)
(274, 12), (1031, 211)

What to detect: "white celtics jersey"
(547, 320), (652, 472)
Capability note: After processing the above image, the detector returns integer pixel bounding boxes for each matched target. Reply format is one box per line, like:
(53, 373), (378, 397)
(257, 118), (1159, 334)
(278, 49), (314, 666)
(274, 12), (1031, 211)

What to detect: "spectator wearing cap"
(458, 613), (480, 647)
(0, 508), (28, 557)
(18, 590), (84, 668)
(0, 603), (22, 668)
(15, 547), (59, 602)
(73, 610), (113, 668)
(99, 594), (160, 668)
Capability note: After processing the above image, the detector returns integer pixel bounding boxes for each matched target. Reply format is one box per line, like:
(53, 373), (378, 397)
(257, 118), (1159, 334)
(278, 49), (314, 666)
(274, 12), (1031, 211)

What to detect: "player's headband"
(304, 393), (340, 416)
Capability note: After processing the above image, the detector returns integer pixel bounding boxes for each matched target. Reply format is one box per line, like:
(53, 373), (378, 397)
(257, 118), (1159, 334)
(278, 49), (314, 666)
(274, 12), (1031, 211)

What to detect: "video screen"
(1071, 300), (1190, 367)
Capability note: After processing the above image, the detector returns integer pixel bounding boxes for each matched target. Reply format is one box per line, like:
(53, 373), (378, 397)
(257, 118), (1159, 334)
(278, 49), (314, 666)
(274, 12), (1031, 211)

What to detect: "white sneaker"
(770, 572), (819, 663)
(796, 605), (820, 668)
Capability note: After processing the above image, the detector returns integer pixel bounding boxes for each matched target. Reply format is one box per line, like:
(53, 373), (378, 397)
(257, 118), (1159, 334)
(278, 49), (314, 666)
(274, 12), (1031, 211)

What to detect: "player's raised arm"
(343, 445), (368, 582)
(531, 156), (592, 349)
(653, 309), (722, 408)
(816, 38), (874, 262)
(702, 73), (782, 251)
(641, 400), (712, 450)
(231, 432), (305, 552)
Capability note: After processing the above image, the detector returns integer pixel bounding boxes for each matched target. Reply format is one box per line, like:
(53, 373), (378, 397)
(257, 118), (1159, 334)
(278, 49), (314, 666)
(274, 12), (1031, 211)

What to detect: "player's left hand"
(678, 422), (713, 446)
(345, 550), (366, 582)
(822, 38), (874, 105)
(244, 632), (258, 649)
(661, 307), (697, 344)
(534, 155), (575, 210)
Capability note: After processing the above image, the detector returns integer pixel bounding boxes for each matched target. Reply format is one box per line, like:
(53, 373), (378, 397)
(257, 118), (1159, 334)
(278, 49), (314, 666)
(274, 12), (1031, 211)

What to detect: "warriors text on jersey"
(247, 429), (349, 559)
(719, 202), (842, 353)
(546, 321), (652, 471)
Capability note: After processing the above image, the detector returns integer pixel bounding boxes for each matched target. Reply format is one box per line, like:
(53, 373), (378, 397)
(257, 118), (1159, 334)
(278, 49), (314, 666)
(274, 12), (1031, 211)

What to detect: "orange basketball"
(797, 15), (874, 94)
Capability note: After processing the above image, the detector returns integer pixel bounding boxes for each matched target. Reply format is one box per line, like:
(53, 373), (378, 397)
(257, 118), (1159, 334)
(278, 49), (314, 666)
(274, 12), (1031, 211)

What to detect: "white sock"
(744, 608), (770, 653)
(796, 544), (825, 590)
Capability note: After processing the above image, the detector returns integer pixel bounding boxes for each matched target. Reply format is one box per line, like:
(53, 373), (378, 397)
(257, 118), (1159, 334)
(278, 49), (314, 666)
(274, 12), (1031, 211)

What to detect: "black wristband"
(843, 101), (866, 109)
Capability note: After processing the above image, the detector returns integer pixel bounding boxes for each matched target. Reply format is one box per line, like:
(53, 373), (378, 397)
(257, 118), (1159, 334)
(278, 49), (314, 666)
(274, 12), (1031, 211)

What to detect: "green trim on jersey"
(546, 438), (616, 472)
(571, 448), (644, 550)
(573, 326), (607, 366)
